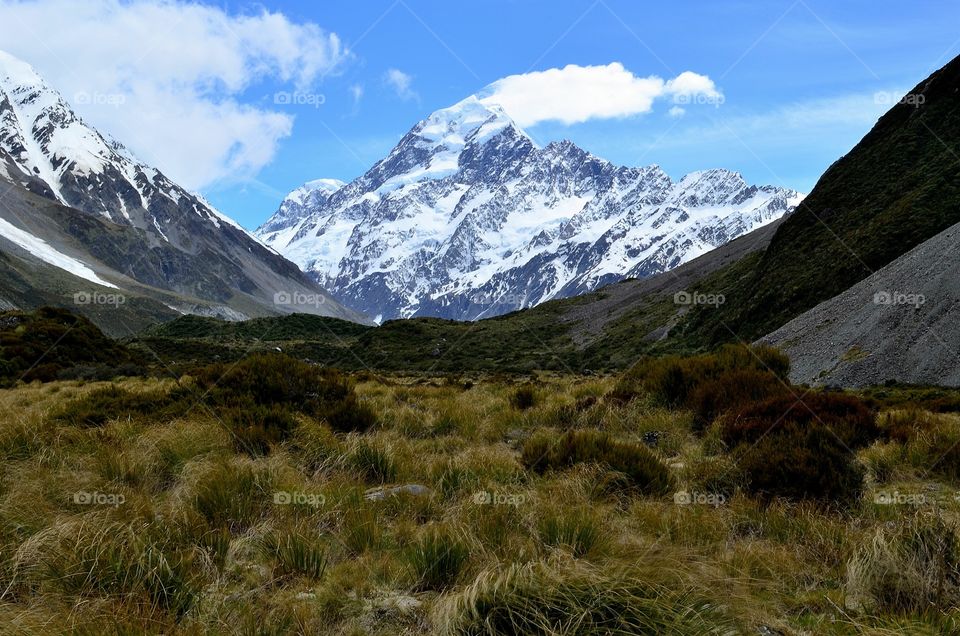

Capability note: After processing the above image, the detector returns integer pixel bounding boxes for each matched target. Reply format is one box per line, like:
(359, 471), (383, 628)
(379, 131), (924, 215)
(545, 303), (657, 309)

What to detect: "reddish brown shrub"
(720, 392), (879, 451)
(737, 421), (864, 506)
(688, 369), (789, 432)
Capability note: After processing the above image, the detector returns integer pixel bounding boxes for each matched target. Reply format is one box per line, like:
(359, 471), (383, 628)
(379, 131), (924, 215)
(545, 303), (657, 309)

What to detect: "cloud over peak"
(478, 63), (722, 127)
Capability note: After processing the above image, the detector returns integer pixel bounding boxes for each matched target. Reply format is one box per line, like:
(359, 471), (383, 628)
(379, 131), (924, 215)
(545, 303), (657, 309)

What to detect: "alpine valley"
(257, 94), (803, 322)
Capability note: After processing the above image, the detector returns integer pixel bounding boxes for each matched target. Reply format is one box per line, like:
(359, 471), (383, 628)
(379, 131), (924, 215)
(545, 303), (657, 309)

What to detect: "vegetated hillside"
(762, 220), (960, 387)
(681, 53), (960, 344)
(0, 307), (141, 385)
(135, 218), (785, 373)
(136, 305), (579, 374)
(0, 238), (179, 337)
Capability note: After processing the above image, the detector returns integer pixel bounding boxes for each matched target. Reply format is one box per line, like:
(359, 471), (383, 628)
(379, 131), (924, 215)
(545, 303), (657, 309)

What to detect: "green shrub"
(613, 344), (790, 417)
(191, 353), (350, 416)
(688, 369), (789, 432)
(404, 524), (470, 591)
(324, 395), (378, 433)
(716, 343), (791, 380)
(522, 430), (672, 496)
(720, 392), (880, 451)
(736, 421), (864, 506)
(0, 307), (140, 387)
(510, 384), (537, 410)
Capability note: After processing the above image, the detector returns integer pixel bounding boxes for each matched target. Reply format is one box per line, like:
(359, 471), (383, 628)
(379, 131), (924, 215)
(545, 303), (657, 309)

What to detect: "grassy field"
(1, 355), (960, 634)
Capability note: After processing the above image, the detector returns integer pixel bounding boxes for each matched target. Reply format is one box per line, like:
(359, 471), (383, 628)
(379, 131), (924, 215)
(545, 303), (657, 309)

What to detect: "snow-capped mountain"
(258, 93), (804, 322)
(0, 49), (366, 325)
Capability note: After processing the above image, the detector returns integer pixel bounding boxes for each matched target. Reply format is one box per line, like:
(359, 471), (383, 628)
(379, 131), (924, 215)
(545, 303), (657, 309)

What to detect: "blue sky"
(1, 0), (958, 228)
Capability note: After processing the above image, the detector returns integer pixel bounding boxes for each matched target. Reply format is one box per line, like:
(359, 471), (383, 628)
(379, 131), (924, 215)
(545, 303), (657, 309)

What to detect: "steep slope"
(762, 220), (960, 387)
(682, 53), (960, 344)
(258, 94), (801, 322)
(0, 179), (309, 335)
(0, 50), (367, 325)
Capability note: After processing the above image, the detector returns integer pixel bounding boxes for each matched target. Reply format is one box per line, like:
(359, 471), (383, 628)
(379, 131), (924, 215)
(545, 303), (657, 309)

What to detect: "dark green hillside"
(0, 307), (141, 385)
(134, 304), (586, 373)
(138, 313), (370, 342)
(685, 54), (960, 343)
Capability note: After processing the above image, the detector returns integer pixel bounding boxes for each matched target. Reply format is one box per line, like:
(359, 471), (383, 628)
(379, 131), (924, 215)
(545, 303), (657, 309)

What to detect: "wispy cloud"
(349, 83), (364, 104)
(384, 68), (418, 101)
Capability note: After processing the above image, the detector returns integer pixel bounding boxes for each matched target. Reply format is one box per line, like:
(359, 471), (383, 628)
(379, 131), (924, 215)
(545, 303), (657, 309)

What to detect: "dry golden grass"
(0, 373), (959, 634)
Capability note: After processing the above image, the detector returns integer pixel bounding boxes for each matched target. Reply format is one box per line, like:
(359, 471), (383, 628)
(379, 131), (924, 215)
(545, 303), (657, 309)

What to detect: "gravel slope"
(761, 221), (960, 387)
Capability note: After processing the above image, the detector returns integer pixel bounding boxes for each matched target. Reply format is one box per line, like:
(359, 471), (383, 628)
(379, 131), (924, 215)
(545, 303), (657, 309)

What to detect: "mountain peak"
(415, 94), (530, 149)
(258, 86), (803, 321)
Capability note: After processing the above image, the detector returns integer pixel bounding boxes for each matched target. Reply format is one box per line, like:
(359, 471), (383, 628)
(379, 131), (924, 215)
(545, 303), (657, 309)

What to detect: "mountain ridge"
(0, 49), (369, 328)
(257, 92), (802, 322)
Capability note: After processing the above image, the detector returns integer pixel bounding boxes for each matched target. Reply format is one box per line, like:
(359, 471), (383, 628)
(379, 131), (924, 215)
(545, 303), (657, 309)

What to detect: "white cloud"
(664, 71), (722, 99)
(668, 106), (686, 118)
(384, 68), (417, 101)
(0, 0), (348, 190)
(350, 83), (364, 104)
(478, 63), (722, 127)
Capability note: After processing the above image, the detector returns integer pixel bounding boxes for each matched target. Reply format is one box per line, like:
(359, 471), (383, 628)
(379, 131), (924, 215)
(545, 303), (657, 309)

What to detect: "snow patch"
(0, 216), (117, 288)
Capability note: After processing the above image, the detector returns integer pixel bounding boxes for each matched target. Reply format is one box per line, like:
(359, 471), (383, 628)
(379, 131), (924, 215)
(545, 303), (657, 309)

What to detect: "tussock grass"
(433, 560), (740, 635)
(260, 527), (328, 580)
(846, 512), (960, 615)
(537, 506), (607, 558)
(2, 367), (960, 634)
(404, 523), (471, 591)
